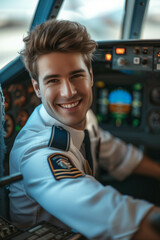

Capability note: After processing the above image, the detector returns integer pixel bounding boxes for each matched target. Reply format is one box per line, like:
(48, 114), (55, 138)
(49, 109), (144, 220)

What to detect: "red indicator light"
(116, 48), (125, 55)
(105, 53), (112, 61)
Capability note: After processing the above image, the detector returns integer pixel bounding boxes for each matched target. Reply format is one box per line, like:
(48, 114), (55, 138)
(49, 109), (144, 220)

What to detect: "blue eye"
(72, 74), (84, 79)
(47, 79), (59, 84)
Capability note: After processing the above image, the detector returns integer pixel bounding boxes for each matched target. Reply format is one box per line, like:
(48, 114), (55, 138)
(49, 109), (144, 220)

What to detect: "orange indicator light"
(116, 48), (126, 55)
(157, 51), (160, 58)
(105, 53), (112, 61)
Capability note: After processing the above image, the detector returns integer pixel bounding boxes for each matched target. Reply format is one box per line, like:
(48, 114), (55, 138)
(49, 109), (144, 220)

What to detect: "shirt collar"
(39, 104), (85, 150)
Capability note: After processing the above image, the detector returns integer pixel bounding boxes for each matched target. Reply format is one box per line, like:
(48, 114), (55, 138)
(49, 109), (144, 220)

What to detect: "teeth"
(61, 101), (79, 109)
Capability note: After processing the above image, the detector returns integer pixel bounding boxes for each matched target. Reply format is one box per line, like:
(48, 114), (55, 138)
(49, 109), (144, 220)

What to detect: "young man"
(9, 19), (160, 239)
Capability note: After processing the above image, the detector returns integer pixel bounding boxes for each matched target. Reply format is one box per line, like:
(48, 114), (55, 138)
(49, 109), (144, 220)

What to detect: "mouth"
(58, 100), (81, 109)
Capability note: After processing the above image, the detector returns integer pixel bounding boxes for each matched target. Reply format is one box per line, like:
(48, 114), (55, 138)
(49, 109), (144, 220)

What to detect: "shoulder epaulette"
(48, 126), (70, 151)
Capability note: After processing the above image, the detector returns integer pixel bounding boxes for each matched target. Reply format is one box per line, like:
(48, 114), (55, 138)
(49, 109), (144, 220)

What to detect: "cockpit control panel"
(94, 40), (160, 72)
(92, 39), (160, 152)
(2, 39), (160, 168)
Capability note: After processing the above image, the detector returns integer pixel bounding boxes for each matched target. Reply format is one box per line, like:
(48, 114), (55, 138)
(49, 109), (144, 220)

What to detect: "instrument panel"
(93, 70), (160, 150)
(94, 40), (160, 72)
(2, 39), (160, 172)
(3, 80), (41, 153)
(92, 40), (160, 153)
(95, 80), (143, 128)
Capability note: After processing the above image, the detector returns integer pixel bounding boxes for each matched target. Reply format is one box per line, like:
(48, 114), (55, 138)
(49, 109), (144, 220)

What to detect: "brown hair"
(20, 19), (97, 81)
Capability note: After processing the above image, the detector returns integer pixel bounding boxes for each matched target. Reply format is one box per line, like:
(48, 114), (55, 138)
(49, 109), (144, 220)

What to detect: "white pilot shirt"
(9, 104), (153, 240)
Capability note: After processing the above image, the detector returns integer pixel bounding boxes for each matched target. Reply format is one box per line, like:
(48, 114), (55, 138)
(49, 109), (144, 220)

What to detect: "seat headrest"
(0, 84), (6, 177)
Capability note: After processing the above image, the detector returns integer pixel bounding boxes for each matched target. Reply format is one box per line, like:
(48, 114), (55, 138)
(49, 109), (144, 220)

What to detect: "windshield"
(57, 0), (126, 41)
(2, 0), (160, 70)
(0, 0), (38, 69)
(141, 0), (160, 39)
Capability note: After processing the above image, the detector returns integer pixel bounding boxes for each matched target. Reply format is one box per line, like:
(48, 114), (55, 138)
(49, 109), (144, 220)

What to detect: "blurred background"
(1, 0), (160, 70)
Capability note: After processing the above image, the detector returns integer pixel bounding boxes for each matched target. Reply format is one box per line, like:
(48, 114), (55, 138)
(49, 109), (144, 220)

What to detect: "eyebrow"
(42, 69), (86, 82)
(70, 69), (86, 75)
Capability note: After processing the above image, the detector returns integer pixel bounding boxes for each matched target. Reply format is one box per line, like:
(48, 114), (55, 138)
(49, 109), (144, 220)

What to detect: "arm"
(133, 155), (160, 180)
(98, 128), (160, 181)
(98, 128), (143, 180)
(21, 147), (154, 240)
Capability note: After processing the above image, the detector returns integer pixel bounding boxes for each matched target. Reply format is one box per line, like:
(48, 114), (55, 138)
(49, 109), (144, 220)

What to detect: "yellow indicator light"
(105, 53), (112, 61)
(116, 48), (126, 55)
(96, 81), (105, 88)
(157, 51), (160, 58)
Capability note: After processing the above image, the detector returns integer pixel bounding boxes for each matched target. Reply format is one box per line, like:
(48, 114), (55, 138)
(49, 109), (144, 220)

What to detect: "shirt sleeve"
(21, 146), (152, 240)
(99, 127), (143, 180)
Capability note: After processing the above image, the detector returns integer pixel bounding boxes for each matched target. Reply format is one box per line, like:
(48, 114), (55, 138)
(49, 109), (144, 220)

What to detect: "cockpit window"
(0, 0), (126, 70)
(0, 0), (39, 69)
(141, 0), (160, 39)
(57, 0), (126, 41)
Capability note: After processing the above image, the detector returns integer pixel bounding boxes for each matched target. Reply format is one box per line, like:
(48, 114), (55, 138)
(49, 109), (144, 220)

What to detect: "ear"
(89, 68), (94, 87)
(32, 79), (41, 98)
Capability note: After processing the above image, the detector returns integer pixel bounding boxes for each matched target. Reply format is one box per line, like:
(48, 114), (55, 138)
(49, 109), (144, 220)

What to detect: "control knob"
(117, 57), (127, 66)
(150, 87), (160, 105)
(141, 58), (147, 65)
(148, 111), (160, 132)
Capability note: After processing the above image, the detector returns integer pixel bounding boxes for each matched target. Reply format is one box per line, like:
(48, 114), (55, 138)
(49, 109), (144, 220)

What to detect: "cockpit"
(0, 0), (160, 239)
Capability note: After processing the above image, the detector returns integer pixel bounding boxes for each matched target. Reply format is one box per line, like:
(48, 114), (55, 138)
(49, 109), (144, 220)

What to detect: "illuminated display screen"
(115, 47), (126, 55)
(96, 82), (143, 127)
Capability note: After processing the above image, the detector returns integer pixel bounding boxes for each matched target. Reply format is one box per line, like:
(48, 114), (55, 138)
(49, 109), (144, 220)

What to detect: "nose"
(60, 80), (77, 98)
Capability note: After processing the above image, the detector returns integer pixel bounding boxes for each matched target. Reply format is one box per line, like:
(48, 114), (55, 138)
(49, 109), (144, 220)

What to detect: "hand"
(149, 210), (160, 235)
(131, 207), (160, 240)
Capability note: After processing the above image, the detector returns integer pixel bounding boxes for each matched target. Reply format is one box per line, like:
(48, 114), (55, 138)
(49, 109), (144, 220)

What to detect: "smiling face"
(32, 52), (93, 130)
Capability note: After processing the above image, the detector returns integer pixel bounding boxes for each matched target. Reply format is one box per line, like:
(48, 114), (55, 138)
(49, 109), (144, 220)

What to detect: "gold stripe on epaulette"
(56, 173), (84, 179)
(55, 171), (83, 176)
(54, 168), (77, 172)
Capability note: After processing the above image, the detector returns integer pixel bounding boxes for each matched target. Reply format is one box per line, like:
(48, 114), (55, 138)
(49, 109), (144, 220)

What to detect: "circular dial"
(9, 84), (27, 107)
(150, 87), (160, 105)
(16, 110), (29, 129)
(3, 89), (11, 111)
(148, 111), (160, 132)
(4, 114), (14, 138)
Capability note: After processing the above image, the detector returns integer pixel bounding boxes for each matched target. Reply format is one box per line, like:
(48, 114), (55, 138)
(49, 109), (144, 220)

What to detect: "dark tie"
(84, 129), (93, 173)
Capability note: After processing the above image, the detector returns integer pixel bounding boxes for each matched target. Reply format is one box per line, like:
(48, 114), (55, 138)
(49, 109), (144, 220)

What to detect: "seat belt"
(84, 129), (93, 174)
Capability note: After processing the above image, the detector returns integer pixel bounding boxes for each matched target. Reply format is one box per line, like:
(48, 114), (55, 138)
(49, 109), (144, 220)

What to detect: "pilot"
(9, 19), (160, 240)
